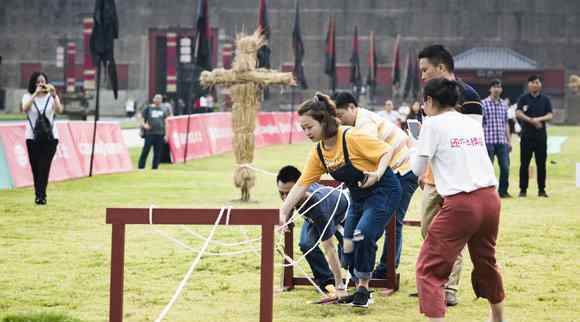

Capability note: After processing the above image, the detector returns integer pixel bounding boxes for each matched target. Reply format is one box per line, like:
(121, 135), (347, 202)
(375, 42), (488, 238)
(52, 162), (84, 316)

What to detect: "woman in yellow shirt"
(280, 93), (402, 307)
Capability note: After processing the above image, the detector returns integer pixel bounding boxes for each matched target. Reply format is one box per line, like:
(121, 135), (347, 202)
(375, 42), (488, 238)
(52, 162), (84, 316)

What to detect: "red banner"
(0, 124), (32, 187)
(203, 113), (233, 155)
(67, 122), (132, 176)
(166, 115), (212, 162)
(271, 112), (306, 143)
(49, 123), (85, 181)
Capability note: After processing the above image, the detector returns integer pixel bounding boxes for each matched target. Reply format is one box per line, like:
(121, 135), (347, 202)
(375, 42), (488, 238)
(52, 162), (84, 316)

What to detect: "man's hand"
(531, 118), (543, 129)
(418, 175), (425, 190)
(143, 123), (151, 130)
(359, 171), (380, 189)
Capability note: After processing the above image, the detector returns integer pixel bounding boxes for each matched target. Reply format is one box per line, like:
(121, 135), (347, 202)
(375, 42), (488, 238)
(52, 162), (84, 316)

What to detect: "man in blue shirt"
(482, 79), (512, 198)
(277, 165), (349, 295)
(516, 75), (553, 198)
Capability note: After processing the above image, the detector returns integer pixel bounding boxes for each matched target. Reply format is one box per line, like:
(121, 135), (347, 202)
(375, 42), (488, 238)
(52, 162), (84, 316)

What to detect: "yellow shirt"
(355, 108), (411, 175)
(297, 127), (392, 186)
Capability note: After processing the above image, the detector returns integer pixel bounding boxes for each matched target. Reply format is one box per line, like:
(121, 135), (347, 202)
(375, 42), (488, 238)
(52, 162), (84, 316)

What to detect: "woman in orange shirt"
(280, 93), (401, 307)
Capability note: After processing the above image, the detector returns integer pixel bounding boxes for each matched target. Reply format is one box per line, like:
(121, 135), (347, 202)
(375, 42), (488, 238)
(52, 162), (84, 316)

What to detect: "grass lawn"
(0, 126), (579, 322)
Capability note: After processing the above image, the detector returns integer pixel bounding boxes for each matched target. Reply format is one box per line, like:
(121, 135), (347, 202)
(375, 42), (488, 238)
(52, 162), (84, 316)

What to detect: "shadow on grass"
(2, 313), (84, 322)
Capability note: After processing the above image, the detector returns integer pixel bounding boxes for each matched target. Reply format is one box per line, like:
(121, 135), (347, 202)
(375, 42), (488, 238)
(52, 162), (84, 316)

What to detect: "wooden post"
(385, 215), (397, 291)
(109, 223), (126, 322)
(260, 224), (275, 322)
(282, 228), (295, 290)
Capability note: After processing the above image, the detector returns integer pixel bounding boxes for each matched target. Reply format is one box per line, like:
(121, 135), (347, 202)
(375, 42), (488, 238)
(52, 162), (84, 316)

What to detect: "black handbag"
(27, 96), (55, 142)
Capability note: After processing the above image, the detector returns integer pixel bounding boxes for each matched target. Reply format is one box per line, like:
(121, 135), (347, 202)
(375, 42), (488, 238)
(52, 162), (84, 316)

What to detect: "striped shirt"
(482, 96), (509, 144)
(355, 108), (411, 175)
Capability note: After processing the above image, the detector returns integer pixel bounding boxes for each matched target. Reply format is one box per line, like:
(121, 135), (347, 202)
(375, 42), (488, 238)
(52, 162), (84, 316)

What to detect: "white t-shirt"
(22, 93), (59, 140)
(416, 111), (496, 196)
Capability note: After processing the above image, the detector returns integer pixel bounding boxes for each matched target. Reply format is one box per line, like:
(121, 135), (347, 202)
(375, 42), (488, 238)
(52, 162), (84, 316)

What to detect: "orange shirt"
(297, 127), (392, 186)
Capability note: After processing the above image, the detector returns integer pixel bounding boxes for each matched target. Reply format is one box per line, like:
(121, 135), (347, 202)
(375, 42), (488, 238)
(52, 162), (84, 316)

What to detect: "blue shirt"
(300, 183), (349, 225)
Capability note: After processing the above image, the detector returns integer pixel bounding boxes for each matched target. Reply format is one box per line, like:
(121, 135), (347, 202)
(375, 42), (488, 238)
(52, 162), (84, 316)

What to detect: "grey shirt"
(143, 106), (168, 136)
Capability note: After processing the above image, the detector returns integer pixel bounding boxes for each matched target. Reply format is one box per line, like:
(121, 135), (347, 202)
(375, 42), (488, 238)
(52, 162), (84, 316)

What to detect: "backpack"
(139, 106), (150, 138)
(27, 96), (54, 142)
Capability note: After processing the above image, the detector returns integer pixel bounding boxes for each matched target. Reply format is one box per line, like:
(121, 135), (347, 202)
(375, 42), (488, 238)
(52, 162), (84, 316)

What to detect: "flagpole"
(88, 59), (101, 177)
(289, 87), (295, 144)
(183, 113), (191, 163)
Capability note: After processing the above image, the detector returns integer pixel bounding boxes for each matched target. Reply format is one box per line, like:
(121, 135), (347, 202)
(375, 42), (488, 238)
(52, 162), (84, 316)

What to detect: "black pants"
(138, 134), (164, 169)
(519, 133), (547, 192)
(26, 139), (59, 199)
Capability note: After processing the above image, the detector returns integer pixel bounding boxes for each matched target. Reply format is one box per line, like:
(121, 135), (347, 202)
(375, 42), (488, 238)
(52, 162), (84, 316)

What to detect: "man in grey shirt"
(138, 94), (169, 169)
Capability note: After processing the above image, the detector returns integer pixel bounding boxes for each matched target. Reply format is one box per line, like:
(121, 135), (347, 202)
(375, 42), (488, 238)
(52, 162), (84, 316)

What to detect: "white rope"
(279, 184), (345, 267)
(179, 226), (262, 247)
(238, 163), (277, 177)
(225, 206), (231, 226)
(149, 205), (261, 256)
(277, 184), (344, 231)
(275, 246), (328, 297)
(155, 207), (226, 322)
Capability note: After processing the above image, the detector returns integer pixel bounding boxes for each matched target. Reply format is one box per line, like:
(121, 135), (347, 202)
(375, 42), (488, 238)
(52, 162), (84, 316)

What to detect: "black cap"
(332, 91), (358, 109)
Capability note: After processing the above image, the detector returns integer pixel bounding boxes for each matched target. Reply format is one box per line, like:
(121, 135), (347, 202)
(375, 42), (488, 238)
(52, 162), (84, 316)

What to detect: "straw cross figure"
(201, 30), (295, 202)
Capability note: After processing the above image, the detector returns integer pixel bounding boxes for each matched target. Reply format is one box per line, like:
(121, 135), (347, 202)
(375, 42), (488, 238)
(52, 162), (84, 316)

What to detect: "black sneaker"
(352, 287), (371, 308)
(538, 191), (549, 198)
(499, 193), (512, 199)
(336, 293), (355, 305)
(518, 191), (527, 197)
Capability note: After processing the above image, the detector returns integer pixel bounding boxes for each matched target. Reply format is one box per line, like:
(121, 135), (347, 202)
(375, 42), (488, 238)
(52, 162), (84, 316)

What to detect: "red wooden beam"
(107, 208), (278, 225)
(107, 208), (277, 322)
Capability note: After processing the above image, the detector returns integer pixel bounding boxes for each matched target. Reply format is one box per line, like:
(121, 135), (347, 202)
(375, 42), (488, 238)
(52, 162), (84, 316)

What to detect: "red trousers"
(416, 186), (505, 318)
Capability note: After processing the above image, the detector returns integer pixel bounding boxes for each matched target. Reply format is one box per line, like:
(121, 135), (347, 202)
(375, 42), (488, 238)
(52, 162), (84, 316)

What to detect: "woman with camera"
(21, 72), (63, 205)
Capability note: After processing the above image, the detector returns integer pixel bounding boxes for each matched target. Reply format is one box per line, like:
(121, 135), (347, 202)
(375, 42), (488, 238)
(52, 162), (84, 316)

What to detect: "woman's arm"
(279, 183), (310, 227)
(22, 89), (40, 113)
(49, 85), (64, 114)
(360, 147), (392, 188)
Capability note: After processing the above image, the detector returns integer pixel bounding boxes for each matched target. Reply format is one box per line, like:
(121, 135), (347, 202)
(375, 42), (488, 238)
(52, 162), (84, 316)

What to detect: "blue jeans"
(342, 171), (401, 280)
(375, 171), (419, 275)
(299, 220), (343, 287)
(486, 143), (510, 195)
(138, 134), (165, 169)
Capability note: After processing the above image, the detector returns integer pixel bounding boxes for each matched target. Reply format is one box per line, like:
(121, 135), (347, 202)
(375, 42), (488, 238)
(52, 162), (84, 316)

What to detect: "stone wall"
(1, 0), (579, 121)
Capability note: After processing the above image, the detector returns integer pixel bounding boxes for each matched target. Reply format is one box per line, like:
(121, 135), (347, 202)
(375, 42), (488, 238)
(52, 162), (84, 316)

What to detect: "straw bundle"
(197, 29), (295, 201)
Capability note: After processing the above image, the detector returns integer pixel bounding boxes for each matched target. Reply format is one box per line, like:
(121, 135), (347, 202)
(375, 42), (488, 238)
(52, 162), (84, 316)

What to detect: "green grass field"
(1, 127), (579, 322)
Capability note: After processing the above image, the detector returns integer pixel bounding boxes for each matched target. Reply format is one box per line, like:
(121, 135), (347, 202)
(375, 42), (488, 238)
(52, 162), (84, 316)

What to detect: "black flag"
(366, 31), (377, 100)
(350, 26), (362, 96)
(90, 0), (119, 99)
(324, 17), (336, 93)
(257, 0), (271, 98)
(194, 0), (212, 71)
(292, 0), (308, 89)
(88, 0), (119, 177)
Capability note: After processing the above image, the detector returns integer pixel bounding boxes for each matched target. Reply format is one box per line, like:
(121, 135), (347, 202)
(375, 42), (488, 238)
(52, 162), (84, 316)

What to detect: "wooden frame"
(106, 208), (277, 322)
(281, 180), (420, 295)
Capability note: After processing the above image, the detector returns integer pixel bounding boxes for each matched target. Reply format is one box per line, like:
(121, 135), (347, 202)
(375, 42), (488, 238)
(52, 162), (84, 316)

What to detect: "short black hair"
(528, 75), (541, 83)
(489, 79), (502, 89)
(333, 91), (358, 109)
(277, 165), (301, 184)
(418, 45), (454, 72)
(423, 78), (462, 108)
(27, 71), (49, 94)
